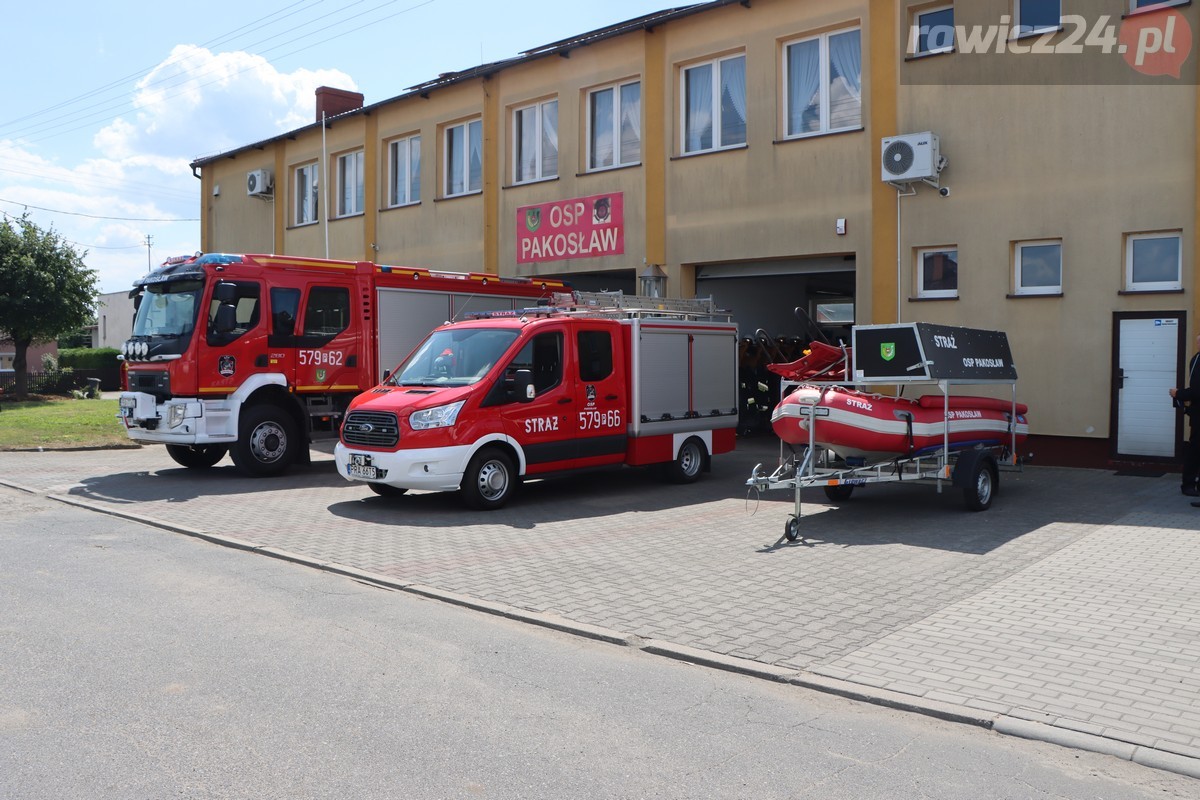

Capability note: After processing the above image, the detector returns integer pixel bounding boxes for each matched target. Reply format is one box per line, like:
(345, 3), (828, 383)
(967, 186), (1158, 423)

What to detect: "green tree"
(0, 214), (98, 397)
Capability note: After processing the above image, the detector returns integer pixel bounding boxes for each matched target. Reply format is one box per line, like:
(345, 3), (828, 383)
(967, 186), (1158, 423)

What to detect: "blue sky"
(0, 0), (676, 294)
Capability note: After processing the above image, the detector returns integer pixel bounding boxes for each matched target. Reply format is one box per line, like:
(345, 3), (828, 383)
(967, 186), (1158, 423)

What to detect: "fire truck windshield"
(131, 280), (203, 340)
(392, 328), (519, 387)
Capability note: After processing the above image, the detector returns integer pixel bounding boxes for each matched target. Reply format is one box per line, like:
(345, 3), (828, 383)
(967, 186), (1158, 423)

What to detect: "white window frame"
(586, 80), (642, 172)
(1125, 231), (1182, 292)
(1129, 0), (1188, 12)
(782, 27), (862, 139)
(388, 134), (421, 208)
(916, 246), (959, 299)
(444, 118), (483, 198)
(1014, 0), (1061, 37)
(1013, 239), (1063, 296)
(910, 5), (955, 56)
(513, 98), (559, 185)
(335, 150), (365, 218)
(294, 162), (319, 227)
(681, 53), (747, 155)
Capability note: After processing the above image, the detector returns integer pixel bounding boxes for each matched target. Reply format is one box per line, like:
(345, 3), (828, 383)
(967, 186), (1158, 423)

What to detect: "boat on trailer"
(746, 323), (1029, 543)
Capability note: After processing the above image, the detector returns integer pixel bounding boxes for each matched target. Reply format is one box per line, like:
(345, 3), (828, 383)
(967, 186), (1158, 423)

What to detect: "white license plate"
(120, 396), (136, 408)
(348, 454), (376, 479)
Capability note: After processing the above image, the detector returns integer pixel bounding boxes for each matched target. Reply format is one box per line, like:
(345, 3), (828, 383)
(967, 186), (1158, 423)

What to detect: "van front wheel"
(461, 448), (516, 510)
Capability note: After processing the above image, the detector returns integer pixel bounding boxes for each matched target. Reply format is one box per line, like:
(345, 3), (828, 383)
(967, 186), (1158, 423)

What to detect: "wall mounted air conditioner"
(881, 132), (941, 184)
(246, 169), (274, 197)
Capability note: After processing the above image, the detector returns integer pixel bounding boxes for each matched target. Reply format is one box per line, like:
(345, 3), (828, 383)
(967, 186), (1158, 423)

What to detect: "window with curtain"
(588, 80), (641, 171)
(336, 150), (364, 217)
(514, 99), (558, 184)
(388, 135), (421, 207)
(682, 53), (746, 155)
(785, 27), (862, 138)
(294, 162), (318, 225)
(445, 118), (483, 197)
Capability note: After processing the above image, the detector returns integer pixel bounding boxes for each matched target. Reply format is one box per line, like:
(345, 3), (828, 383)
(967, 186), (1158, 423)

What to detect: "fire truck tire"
(368, 483), (409, 499)
(165, 444), (228, 469)
(665, 437), (706, 484)
(231, 405), (298, 477)
(461, 448), (516, 510)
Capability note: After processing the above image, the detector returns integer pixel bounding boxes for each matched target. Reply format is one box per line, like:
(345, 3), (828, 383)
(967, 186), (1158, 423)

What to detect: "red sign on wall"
(516, 192), (624, 264)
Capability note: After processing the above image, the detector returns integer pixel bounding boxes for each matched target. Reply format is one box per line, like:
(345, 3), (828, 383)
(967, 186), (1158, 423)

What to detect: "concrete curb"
(28, 490), (1200, 782)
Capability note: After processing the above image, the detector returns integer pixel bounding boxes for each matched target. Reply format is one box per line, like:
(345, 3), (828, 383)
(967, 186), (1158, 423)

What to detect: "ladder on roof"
(550, 291), (732, 322)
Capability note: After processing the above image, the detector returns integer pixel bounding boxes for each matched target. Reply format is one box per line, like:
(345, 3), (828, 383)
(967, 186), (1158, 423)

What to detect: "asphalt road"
(3, 489), (1197, 800)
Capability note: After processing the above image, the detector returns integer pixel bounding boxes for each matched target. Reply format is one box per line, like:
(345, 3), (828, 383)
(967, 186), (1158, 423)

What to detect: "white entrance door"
(1116, 317), (1179, 457)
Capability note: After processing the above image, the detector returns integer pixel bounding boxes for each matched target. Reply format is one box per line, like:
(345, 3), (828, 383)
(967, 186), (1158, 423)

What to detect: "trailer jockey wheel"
(784, 517), (801, 542)
(231, 405), (298, 477)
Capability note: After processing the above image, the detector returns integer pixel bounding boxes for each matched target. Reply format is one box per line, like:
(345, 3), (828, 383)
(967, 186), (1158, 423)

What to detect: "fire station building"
(190, 0), (1200, 467)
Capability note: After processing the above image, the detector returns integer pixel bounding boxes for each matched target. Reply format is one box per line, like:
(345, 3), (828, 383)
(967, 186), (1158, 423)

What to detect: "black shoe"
(1183, 486), (1200, 497)
(1193, 501), (1200, 508)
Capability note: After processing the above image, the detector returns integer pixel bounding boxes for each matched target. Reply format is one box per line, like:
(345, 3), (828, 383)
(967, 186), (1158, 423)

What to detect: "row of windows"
(914, 232), (1183, 299)
(291, 26), (862, 226)
(911, 0), (1189, 56)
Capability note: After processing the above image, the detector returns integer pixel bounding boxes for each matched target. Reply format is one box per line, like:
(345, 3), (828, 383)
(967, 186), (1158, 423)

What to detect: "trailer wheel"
(461, 448), (516, 510)
(784, 517), (801, 542)
(823, 484), (855, 502)
(165, 444), (227, 469)
(231, 405), (298, 477)
(963, 456), (998, 512)
(665, 437), (706, 484)
(368, 483), (409, 499)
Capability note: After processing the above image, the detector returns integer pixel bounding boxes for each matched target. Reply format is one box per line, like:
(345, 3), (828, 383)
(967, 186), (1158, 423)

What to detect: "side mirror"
(215, 304), (237, 334)
(214, 282), (239, 304)
(512, 369), (534, 403)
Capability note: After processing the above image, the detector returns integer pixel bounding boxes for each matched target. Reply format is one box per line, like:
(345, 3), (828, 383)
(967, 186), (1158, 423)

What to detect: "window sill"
(332, 212), (365, 221)
(503, 176), (560, 190)
(1118, 287), (1184, 295)
(774, 127), (864, 144)
(1006, 292), (1064, 299)
(1011, 25), (1064, 41)
(909, 294), (959, 302)
(381, 202), (421, 212)
(434, 190), (483, 202)
(287, 221), (320, 230)
(577, 163), (642, 177)
(671, 142), (748, 161)
(905, 48), (955, 62)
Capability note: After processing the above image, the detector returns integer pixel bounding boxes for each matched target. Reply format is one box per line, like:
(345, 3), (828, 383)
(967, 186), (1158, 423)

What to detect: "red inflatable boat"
(772, 385), (1030, 460)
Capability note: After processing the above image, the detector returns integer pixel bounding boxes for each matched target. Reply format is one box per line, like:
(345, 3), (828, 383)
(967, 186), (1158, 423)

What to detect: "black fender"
(951, 448), (996, 489)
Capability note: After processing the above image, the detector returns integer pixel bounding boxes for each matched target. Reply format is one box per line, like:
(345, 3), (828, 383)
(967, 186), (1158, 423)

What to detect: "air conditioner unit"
(246, 169), (274, 197)
(881, 132), (941, 184)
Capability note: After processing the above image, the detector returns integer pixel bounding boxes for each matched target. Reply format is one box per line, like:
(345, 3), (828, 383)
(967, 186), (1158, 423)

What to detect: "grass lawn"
(0, 397), (138, 450)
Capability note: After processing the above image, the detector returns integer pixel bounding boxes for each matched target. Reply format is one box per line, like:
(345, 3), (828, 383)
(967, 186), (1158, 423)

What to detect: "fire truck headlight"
(409, 400), (466, 430)
(168, 404), (186, 429)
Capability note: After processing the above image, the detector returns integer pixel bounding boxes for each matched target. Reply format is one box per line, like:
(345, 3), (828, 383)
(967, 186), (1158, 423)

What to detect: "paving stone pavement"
(2, 437), (1199, 778)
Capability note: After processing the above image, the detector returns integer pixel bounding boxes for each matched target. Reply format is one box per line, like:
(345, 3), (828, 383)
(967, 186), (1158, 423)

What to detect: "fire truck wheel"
(231, 405), (298, 477)
(368, 483), (409, 499)
(461, 448), (516, 510)
(665, 437), (706, 484)
(165, 444), (228, 469)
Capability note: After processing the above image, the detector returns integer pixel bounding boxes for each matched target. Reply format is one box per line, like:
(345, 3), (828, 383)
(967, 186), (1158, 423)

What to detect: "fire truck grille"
(342, 411), (400, 448)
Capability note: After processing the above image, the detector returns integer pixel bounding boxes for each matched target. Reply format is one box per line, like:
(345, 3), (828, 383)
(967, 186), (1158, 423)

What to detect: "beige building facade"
(191, 0), (1200, 466)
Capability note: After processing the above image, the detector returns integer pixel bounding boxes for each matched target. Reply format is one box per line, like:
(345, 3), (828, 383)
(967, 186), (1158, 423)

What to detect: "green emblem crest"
(316, 368), (327, 383)
(880, 343), (896, 362)
(525, 208), (542, 233)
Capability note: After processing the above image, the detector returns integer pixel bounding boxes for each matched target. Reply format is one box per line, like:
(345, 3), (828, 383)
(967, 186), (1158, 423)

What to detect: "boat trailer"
(746, 323), (1027, 543)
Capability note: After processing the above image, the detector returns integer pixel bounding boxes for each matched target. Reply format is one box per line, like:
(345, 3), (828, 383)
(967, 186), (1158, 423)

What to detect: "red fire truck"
(334, 292), (740, 509)
(118, 253), (568, 476)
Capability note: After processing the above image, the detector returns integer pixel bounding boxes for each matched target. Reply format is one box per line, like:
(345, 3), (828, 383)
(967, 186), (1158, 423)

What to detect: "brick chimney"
(315, 86), (364, 122)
